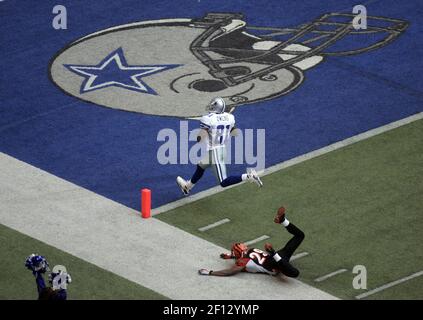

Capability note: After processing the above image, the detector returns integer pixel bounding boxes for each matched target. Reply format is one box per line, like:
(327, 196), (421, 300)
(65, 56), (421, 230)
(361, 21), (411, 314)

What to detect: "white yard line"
(198, 218), (230, 232)
(290, 252), (309, 261)
(152, 112), (423, 216)
(244, 235), (270, 246)
(314, 269), (348, 282)
(355, 271), (423, 299)
(0, 152), (336, 300)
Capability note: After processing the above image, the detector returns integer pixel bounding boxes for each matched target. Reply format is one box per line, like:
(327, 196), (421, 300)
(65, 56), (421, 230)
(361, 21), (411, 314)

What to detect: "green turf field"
(0, 224), (167, 300)
(156, 119), (423, 300)
(1, 120), (421, 300)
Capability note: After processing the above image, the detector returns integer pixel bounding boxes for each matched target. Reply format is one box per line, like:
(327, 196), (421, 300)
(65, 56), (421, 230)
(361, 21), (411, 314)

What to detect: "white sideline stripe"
(198, 218), (230, 232)
(152, 112), (423, 216)
(355, 271), (423, 300)
(314, 269), (348, 282)
(290, 252), (309, 261)
(0, 152), (336, 300)
(244, 235), (270, 246)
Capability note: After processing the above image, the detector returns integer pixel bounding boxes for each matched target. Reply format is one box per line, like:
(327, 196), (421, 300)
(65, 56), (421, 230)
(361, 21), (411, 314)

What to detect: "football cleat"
(274, 206), (286, 224)
(246, 168), (263, 187)
(176, 176), (190, 196)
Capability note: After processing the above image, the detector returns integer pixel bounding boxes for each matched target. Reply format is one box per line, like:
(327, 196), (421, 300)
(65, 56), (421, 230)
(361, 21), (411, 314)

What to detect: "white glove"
(198, 269), (212, 275)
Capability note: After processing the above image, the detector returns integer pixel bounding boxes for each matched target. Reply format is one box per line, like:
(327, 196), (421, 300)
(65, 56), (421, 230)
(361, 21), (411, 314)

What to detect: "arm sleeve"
(35, 272), (46, 296)
(235, 258), (250, 267)
(200, 115), (211, 130)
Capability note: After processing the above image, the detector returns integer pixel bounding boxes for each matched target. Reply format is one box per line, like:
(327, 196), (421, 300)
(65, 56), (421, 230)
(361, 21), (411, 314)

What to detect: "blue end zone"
(0, 0), (422, 209)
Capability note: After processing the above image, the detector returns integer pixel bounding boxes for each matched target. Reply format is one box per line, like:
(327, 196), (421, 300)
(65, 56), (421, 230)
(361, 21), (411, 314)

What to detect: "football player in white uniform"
(176, 97), (263, 195)
(198, 207), (305, 278)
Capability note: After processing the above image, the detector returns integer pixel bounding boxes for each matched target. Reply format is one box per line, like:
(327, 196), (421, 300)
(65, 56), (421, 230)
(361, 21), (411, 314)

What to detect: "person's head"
(231, 242), (248, 259)
(206, 97), (226, 114)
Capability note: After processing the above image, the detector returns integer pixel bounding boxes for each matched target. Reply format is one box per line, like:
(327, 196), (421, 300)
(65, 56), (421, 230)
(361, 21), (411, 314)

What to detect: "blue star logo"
(64, 48), (180, 95)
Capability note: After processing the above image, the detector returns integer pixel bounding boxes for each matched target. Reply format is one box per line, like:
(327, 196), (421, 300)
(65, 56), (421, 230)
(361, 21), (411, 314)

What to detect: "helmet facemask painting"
(50, 12), (408, 118)
(191, 12), (408, 87)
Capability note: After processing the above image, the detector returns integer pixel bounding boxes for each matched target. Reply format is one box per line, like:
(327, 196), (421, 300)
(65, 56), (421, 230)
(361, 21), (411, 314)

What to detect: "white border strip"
(290, 252), (309, 261)
(314, 269), (348, 282)
(152, 112), (423, 216)
(244, 235), (270, 246)
(198, 218), (230, 232)
(355, 270), (423, 299)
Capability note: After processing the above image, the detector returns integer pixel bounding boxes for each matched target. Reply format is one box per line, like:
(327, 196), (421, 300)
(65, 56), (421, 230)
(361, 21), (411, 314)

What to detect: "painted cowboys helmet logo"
(50, 12), (407, 118)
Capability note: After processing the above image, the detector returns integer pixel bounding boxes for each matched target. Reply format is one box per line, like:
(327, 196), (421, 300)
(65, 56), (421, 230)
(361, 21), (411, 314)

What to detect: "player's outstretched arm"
(220, 253), (235, 259)
(199, 265), (245, 276)
(230, 126), (239, 137)
(196, 128), (208, 142)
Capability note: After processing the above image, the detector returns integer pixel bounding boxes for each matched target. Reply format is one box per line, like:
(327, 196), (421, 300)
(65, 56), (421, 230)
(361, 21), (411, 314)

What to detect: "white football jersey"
(200, 112), (235, 150)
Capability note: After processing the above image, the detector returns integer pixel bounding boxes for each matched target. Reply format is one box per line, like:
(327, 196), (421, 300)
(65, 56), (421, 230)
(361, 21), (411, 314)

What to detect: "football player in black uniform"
(199, 207), (305, 278)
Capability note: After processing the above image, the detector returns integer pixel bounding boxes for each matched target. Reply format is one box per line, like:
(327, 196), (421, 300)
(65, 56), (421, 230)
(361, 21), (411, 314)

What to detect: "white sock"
(282, 219), (290, 227)
(187, 180), (194, 189)
(241, 174), (248, 181)
(273, 253), (282, 262)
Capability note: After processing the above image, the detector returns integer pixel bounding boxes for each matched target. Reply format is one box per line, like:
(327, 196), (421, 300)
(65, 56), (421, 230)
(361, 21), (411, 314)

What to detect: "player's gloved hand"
(198, 269), (212, 275)
(264, 243), (275, 255)
(220, 253), (233, 259)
